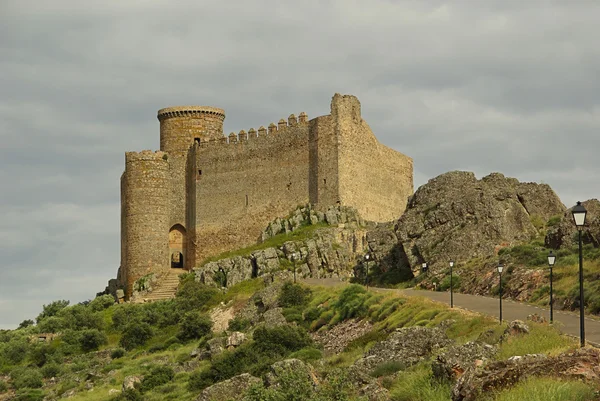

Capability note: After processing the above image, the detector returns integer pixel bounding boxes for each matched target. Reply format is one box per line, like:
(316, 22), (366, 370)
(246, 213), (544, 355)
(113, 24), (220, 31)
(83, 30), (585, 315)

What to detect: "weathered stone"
(545, 199), (600, 249)
(312, 318), (373, 355)
(122, 376), (141, 392)
(395, 171), (566, 276)
(452, 348), (600, 401)
(226, 332), (246, 349)
(262, 308), (287, 328)
(207, 337), (225, 360)
(503, 320), (529, 338)
(265, 358), (319, 388)
(196, 373), (262, 401)
(527, 313), (547, 324)
(432, 341), (497, 382)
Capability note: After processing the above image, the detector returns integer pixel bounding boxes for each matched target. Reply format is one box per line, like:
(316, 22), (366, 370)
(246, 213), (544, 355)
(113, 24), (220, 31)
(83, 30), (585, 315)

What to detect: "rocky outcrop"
(545, 199), (600, 249)
(262, 204), (365, 241)
(395, 171), (566, 276)
(265, 359), (319, 388)
(312, 319), (373, 355)
(194, 226), (369, 288)
(351, 326), (452, 373)
(362, 226), (413, 283)
(196, 373), (261, 401)
(452, 348), (600, 401)
(432, 341), (497, 382)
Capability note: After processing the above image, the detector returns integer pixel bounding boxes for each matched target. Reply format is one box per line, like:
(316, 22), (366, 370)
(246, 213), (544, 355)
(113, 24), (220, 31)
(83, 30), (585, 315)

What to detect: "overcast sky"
(1, 0), (599, 329)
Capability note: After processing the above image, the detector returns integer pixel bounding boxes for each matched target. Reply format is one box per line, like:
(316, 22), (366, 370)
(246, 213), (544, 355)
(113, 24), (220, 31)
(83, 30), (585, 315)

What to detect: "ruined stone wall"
(193, 116), (311, 263)
(308, 115), (340, 208)
(122, 150), (170, 295)
(333, 94), (413, 222)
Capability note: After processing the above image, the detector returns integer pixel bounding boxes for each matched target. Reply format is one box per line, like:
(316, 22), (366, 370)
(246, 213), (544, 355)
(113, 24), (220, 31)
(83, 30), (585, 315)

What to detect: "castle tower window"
(323, 179), (327, 185)
(245, 195), (249, 207)
(198, 169), (202, 176)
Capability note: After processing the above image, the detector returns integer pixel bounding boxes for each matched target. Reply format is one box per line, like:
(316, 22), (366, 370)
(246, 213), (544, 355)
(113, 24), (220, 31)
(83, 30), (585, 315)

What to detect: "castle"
(117, 93), (413, 297)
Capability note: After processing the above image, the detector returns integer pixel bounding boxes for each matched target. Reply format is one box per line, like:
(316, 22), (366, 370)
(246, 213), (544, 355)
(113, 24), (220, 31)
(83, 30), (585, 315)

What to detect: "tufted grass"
(484, 376), (597, 401)
(495, 322), (577, 360)
(389, 362), (451, 401)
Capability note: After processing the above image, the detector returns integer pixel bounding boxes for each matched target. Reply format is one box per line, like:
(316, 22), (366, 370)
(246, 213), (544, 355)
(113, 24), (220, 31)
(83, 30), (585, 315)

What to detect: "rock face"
(351, 326), (452, 373)
(545, 199), (600, 249)
(432, 341), (497, 382)
(452, 348), (600, 401)
(363, 225), (413, 283)
(196, 373), (261, 401)
(395, 171), (566, 275)
(265, 359), (319, 388)
(194, 223), (369, 288)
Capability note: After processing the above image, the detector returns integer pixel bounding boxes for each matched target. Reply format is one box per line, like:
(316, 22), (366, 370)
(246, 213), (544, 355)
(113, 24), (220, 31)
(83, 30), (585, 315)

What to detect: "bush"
(119, 322), (153, 350)
(0, 380), (7, 392)
(111, 388), (143, 401)
(79, 329), (108, 352)
(18, 320), (34, 330)
(175, 278), (221, 313)
(36, 300), (70, 323)
(89, 295), (116, 312)
(57, 304), (104, 331)
(227, 317), (251, 332)
(11, 367), (43, 390)
(111, 348), (126, 359)
(36, 316), (66, 333)
(178, 312), (213, 341)
(13, 389), (45, 401)
(253, 325), (312, 356)
(112, 304), (144, 331)
(282, 307), (304, 325)
(371, 360), (406, 377)
(41, 363), (62, 379)
(2, 339), (29, 364)
(288, 347), (322, 362)
(140, 365), (174, 392)
(278, 282), (312, 308)
(333, 284), (371, 321)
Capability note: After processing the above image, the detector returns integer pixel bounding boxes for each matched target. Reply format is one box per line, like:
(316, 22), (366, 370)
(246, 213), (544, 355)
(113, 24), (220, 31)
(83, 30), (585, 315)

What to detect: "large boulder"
(452, 348), (600, 401)
(432, 341), (497, 382)
(363, 226), (413, 283)
(196, 373), (262, 401)
(351, 326), (452, 373)
(395, 171), (566, 275)
(265, 358), (319, 388)
(545, 199), (600, 249)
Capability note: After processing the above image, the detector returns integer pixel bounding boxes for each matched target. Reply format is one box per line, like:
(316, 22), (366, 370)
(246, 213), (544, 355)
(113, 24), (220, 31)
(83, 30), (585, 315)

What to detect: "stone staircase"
(138, 268), (186, 302)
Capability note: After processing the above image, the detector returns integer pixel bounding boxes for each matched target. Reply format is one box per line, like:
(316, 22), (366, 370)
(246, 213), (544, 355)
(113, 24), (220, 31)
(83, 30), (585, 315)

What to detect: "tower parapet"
(158, 106), (225, 152)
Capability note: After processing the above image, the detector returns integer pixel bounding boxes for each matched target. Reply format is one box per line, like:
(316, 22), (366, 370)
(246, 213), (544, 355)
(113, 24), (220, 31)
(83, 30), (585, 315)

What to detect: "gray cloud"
(1, 0), (599, 328)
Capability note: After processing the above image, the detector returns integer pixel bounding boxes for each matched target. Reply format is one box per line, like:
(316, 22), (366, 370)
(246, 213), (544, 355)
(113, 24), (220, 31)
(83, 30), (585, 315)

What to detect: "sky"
(1, 0), (599, 329)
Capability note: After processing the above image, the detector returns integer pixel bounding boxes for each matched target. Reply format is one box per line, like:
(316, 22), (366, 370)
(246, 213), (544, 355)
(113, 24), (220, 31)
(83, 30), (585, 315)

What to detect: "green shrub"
(439, 274), (461, 292)
(253, 325), (312, 356)
(111, 388), (143, 401)
(41, 363), (62, 378)
(2, 339), (28, 364)
(11, 367), (43, 390)
(282, 307), (304, 325)
(79, 329), (108, 352)
(148, 343), (167, 353)
(57, 304), (104, 331)
(89, 294), (116, 311)
(0, 380), (8, 392)
(371, 360), (406, 377)
(309, 310), (334, 331)
(111, 348), (126, 359)
(36, 300), (70, 323)
(119, 322), (153, 350)
(228, 317), (251, 332)
(490, 376), (595, 401)
(175, 278), (221, 313)
(178, 312), (213, 341)
(112, 304), (144, 331)
(390, 362), (451, 401)
(18, 320), (34, 330)
(288, 347), (322, 362)
(332, 284), (372, 321)
(278, 282), (312, 308)
(140, 365), (174, 392)
(13, 389), (45, 401)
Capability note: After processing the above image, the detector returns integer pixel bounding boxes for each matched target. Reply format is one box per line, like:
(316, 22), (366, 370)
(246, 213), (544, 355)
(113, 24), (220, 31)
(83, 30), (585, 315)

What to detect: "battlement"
(157, 106), (225, 121)
(197, 112), (309, 147)
(125, 150), (168, 163)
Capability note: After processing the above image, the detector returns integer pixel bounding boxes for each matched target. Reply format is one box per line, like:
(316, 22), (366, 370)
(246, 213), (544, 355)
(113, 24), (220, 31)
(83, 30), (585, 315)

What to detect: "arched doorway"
(169, 224), (186, 269)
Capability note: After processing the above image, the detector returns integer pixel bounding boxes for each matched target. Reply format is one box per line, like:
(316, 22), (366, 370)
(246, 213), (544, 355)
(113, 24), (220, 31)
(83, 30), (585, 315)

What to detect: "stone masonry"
(118, 93), (413, 297)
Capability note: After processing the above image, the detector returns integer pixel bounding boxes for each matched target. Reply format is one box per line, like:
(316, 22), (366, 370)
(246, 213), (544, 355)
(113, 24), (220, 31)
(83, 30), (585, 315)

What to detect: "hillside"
(2, 275), (600, 401)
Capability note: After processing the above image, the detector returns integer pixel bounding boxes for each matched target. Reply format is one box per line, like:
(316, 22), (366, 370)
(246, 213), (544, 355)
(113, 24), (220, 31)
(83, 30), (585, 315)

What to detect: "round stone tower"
(123, 150), (170, 296)
(157, 106), (226, 152)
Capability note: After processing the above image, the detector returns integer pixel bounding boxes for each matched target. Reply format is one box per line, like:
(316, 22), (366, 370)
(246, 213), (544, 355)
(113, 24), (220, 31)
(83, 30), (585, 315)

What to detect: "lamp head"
(449, 261), (454, 268)
(547, 250), (556, 267)
(497, 263), (504, 274)
(572, 201), (587, 229)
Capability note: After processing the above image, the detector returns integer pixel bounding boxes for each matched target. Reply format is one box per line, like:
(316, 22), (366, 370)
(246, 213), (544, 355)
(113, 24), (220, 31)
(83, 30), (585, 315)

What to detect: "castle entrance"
(169, 224), (186, 269)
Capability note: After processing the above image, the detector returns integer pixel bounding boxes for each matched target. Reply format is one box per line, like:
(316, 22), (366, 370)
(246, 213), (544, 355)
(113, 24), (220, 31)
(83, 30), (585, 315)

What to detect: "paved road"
(300, 278), (600, 346)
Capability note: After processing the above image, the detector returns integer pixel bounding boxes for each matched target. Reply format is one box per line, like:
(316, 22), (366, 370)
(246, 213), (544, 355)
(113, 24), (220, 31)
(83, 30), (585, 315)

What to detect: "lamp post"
(497, 263), (504, 323)
(548, 250), (556, 323)
(449, 261), (455, 308)
(291, 252), (297, 283)
(422, 262), (428, 274)
(364, 253), (371, 289)
(572, 201), (588, 347)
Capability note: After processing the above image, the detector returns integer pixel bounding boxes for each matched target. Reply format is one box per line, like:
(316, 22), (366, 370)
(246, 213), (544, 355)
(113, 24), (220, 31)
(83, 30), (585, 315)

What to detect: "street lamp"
(364, 253), (371, 289)
(497, 263), (504, 323)
(449, 261), (455, 308)
(548, 250), (556, 323)
(291, 252), (297, 283)
(421, 262), (428, 274)
(572, 201), (588, 347)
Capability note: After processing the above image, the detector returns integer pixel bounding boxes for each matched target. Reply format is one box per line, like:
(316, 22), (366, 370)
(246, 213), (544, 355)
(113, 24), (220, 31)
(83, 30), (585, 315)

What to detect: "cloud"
(1, 0), (599, 328)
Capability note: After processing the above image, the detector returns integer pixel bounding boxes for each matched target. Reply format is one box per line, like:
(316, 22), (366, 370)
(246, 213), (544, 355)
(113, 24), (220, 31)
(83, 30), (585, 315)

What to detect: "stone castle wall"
(192, 117), (311, 265)
(119, 94), (414, 296)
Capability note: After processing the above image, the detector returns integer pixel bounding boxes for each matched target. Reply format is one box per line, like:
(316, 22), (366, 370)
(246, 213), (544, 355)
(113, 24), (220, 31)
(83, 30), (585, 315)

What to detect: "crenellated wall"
(119, 94), (414, 297)
(192, 113), (311, 263)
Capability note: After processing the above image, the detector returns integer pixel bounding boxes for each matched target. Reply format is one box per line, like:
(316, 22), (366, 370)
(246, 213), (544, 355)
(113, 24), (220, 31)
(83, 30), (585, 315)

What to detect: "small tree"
(119, 322), (153, 350)
(178, 312), (212, 341)
(36, 300), (70, 323)
(79, 329), (108, 352)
